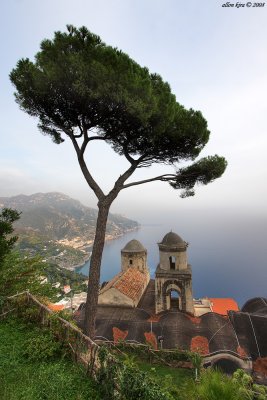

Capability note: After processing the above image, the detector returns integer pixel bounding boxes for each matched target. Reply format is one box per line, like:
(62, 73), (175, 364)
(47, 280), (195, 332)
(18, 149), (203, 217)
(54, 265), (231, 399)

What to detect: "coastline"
(65, 253), (91, 271)
(72, 225), (140, 272)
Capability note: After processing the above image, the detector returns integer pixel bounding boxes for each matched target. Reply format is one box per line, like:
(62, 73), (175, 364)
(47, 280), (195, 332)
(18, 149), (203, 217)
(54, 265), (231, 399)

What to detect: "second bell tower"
(155, 231), (194, 314)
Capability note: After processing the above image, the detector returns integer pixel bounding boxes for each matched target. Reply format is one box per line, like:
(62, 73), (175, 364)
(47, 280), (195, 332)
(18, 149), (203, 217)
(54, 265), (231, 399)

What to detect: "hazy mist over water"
(78, 210), (267, 307)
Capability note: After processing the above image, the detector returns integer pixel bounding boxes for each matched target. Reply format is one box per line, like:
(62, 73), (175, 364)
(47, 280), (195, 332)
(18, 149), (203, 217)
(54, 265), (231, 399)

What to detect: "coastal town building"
(98, 239), (150, 307)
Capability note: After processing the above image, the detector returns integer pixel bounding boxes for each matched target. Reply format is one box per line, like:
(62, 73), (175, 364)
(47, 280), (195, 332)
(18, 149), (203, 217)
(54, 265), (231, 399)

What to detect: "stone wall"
(98, 287), (134, 307)
(121, 250), (147, 273)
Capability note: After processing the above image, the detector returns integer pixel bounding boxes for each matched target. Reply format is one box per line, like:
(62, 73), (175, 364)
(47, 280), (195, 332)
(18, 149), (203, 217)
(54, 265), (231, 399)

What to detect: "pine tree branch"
(122, 142), (136, 165)
(122, 174), (176, 189)
(107, 163), (138, 203)
(73, 132), (84, 138)
(68, 134), (105, 200)
(80, 136), (89, 157)
(88, 136), (107, 141)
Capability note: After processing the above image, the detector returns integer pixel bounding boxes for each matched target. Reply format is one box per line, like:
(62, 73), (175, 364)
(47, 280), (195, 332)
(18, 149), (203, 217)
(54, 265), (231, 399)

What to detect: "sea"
(76, 212), (267, 308)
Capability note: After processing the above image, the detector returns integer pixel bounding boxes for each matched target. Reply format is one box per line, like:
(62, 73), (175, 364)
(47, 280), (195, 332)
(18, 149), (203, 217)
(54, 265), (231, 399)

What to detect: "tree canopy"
(10, 25), (226, 195)
(0, 209), (56, 304)
(0, 208), (21, 265)
(10, 25), (227, 336)
(0, 252), (56, 300)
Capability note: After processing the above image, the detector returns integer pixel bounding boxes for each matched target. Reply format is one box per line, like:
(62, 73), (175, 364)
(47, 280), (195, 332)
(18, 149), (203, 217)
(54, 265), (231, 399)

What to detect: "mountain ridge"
(0, 192), (139, 241)
(0, 192), (139, 269)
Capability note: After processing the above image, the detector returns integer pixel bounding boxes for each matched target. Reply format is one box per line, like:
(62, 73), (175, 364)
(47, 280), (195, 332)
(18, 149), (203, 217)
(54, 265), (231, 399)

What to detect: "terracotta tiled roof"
(100, 268), (147, 302)
(48, 303), (64, 312)
(100, 272), (123, 293)
(114, 268), (147, 301)
(209, 298), (239, 315)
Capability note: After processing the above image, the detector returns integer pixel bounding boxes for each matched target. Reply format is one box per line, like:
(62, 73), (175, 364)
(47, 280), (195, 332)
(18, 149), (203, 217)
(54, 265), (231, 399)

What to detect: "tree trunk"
(83, 202), (110, 337)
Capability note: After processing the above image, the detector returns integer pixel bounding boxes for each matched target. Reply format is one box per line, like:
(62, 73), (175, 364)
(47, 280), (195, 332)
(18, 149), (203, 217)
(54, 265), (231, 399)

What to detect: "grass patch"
(137, 360), (195, 399)
(111, 345), (194, 388)
(0, 317), (100, 400)
(137, 359), (193, 387)
(111, 347), (195, 399)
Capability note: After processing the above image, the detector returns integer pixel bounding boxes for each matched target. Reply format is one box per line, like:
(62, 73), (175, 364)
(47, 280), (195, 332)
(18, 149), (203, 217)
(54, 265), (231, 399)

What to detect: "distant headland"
(0, 192), (139, 270)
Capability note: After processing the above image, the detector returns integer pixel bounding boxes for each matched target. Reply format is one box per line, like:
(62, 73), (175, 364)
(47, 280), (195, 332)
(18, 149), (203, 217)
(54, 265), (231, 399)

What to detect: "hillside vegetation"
(0, 192), (139, 269)
(0, 317), (101, 400)
(0, 192), (139, 240)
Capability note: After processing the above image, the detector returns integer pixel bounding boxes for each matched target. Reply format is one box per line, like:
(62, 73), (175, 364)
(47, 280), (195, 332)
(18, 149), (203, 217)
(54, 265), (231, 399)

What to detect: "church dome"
(161, 231), (184, 246)
(121, 239), (146, 253)
(159, 231), (187, 251)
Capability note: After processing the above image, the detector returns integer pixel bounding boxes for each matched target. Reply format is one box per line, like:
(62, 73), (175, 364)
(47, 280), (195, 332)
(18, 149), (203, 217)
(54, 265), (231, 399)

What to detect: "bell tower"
(155, 231), (194, 314)
(121, 239), (148, 273)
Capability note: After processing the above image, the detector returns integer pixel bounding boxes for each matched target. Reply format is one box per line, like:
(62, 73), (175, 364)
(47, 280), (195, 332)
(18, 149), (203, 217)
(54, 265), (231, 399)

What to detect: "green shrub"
(194, 369), (246, 400)
(97, 346), (174, 400)
(233, 369), (267, 400)
(253, 384), (267, 396)
(160, 374), (181, 397)
(19, 304), (42, 323)
(22, 329), (63, 361)
(119, 366), (174, 400)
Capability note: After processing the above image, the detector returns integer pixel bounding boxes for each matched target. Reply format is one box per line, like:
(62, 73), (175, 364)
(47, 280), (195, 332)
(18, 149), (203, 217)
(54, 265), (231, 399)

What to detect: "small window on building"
(169, 256), (175, 270)
(129, 259), (133, 265)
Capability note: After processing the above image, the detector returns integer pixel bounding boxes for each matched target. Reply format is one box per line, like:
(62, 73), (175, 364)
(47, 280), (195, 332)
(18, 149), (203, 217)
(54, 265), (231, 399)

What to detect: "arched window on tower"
(169, 256), (176, 270)
(165, 287), (180, 310)
(170, 289), (180, 309)
(129, 259), (133, 265)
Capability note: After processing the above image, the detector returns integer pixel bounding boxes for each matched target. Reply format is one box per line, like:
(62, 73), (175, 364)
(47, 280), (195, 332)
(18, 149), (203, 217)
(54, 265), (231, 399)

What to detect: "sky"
(1, 0), (267, 224)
